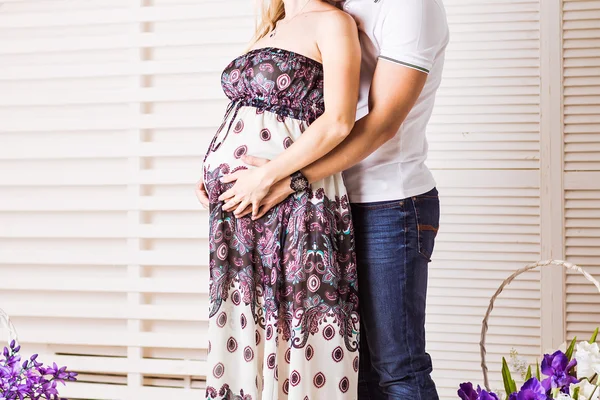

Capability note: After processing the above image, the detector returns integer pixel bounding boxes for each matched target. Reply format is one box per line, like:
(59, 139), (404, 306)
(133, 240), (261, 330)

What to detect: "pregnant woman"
(200, 0), (361, 399)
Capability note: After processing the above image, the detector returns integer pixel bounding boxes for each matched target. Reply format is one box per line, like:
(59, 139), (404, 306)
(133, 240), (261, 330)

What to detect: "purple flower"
(458, 382), (500, 400)
(0, 341), (76, 399)
(509, 378), (551, 400)
(541, 350), (578, 393)
(458, 382), (478, 400)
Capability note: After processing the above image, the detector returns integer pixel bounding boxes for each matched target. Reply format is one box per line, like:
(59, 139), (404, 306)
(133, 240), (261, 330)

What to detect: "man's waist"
(343, 165), (436, 204)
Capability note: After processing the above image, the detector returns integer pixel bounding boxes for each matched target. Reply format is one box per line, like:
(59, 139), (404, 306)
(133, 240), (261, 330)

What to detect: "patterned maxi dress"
(203, 47), (360, 400)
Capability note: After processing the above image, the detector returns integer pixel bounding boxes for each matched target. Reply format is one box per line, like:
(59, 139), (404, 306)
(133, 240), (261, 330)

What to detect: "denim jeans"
(351, 188), (440, 400)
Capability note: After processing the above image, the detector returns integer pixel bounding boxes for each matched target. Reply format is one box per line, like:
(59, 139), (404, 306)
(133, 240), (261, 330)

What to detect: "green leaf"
(525, 365), (531, 382)
(502, 357), (517, 396)
(536, 360), (541, 381)
(590, 327), (599, 344)
(566, 336), (578, 360)
(525, 365), (532, 381)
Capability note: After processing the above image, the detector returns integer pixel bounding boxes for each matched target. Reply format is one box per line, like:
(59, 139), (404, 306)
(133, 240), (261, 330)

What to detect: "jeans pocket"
(351, 200), (403, 211)
(411, 191), (440, 261)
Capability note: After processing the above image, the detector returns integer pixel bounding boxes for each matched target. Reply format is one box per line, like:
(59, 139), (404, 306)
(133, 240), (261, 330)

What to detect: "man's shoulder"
(381, 0), (447, 21)
(378, 0), (449, 42)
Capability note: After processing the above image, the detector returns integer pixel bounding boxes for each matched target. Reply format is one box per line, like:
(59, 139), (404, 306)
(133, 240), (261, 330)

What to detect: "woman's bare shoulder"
(315, 6), (358, 37)
(315, 3), (356, 24)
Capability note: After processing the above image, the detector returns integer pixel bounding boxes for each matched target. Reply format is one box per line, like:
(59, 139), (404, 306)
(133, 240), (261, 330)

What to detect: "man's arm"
(304, 0), (448, 182)
(302, 61), (426, 184)
(222, 0), (448, 218)
(238, 62), (427, 219)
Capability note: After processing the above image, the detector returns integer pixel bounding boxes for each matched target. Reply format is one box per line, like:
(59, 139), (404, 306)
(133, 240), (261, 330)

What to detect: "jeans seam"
(403, 199), (421, 400)
(351, 201), (402, 211)
(412, 197), (435, 262)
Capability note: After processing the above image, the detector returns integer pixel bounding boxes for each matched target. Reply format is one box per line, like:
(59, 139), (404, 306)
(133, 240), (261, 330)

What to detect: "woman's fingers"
(222, 195), (241, 211)
(241, 154), (270, 167)
(218, 188), (235, 202)
(220, 171), (241, 184)
(254, 204), (270, 220)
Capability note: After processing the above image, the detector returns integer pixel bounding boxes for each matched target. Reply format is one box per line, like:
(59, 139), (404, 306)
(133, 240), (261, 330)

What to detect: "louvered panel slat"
(564, 189), (600, 339)
(0, 0), (228, 398)
(563, 0), (600, 173)
(1, 0), (582, 399)
(563, 0), (600, 342)
(0, 3), (251, 28)
(425, 2), (542, 397)
(429, 5), (540, 174)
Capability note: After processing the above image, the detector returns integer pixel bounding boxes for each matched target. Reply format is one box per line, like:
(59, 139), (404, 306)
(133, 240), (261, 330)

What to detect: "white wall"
(0, 1), (598, 399)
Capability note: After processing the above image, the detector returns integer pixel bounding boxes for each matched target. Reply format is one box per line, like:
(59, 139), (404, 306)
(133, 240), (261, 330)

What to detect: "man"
(197, 0), (449, 398)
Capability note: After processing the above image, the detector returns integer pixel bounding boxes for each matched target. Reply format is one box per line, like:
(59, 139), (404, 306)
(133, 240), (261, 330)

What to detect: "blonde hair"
(249, 0), (286, 47)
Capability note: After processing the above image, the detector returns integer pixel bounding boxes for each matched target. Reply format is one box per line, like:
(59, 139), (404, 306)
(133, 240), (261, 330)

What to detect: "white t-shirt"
(341, 0), (450, 203)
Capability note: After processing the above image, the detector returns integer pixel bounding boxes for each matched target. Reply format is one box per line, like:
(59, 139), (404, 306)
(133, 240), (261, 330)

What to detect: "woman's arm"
(218, 10), (361, 217)
(233, 62), (428, 219)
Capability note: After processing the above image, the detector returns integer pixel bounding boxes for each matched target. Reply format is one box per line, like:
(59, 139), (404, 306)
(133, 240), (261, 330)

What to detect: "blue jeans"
(351, 188), (440, 400)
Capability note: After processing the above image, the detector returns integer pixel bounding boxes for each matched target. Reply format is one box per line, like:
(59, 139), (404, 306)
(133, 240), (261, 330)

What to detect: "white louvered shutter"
(1, 1), (597, 400)
(427, 1), (542, 397)
(562, 0), (600, 341)
(0, 0), (254, 398)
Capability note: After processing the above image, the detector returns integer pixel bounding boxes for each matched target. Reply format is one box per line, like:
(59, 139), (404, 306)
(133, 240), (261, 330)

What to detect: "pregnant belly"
(203, 107), (305, 202)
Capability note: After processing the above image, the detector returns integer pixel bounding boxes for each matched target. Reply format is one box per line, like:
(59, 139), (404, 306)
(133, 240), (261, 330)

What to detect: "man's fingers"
(195, 189), (210, 208)
(194, 180), (210, 208)
(251, 202), (260, 219)
(241, 154), (270, 167)
(238, 206), (253, 218)
(255, 204), (269, 219)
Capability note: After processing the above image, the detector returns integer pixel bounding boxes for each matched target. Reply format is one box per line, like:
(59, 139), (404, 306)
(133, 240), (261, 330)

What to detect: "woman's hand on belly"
(236, 177), (294, 219)
(219, 166), (275, 218)
(220, 155), (294, 219)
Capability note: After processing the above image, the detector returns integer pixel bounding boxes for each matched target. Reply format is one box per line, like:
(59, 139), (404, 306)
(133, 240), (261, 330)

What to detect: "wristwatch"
(290, 171), (309, 192)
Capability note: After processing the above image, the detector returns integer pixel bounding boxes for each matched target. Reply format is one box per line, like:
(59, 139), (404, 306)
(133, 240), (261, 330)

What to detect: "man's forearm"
(301, 112), (395, 184)
(300, 59), (428, 184)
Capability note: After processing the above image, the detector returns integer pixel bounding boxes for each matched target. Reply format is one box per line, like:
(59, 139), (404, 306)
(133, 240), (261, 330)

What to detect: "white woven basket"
(0, 307), (18, 345)
(479, 259), (600, 391)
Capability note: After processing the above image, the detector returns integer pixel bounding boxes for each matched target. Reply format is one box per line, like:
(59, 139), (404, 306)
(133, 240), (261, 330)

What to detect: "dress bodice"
(221, 47), (325, 124)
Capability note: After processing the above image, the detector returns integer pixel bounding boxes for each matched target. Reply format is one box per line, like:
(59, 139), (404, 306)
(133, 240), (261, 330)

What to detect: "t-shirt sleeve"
(379, 0), (449, 74)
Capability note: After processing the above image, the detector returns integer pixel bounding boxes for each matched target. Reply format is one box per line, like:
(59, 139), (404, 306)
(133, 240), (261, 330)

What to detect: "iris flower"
(509, 378), (550, 400)
(458, 382), (500, 400)
(541, 350), (578, 393)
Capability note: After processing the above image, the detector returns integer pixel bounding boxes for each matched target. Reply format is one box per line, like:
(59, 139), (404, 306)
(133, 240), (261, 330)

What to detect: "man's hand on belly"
(195, 175), (210, 208)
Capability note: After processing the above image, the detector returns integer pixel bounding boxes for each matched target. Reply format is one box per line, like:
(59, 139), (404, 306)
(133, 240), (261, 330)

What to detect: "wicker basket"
(479, 259), (600, 391)
(0, 307), (18, 345)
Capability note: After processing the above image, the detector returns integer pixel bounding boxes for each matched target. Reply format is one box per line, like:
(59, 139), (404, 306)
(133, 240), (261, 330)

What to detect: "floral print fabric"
(203, 47), (359, 400)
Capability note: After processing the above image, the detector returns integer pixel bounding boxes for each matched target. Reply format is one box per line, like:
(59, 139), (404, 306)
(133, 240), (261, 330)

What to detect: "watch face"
(291, 172), (309, 192)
